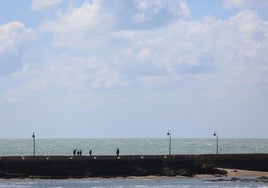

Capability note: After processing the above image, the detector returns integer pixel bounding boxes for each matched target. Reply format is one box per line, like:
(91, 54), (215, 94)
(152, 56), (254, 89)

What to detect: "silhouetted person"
(89, 149), (92, 156)
(77, 150), (82, 156)
(116, 148), (120, 156)
(73, 149), (77, 156)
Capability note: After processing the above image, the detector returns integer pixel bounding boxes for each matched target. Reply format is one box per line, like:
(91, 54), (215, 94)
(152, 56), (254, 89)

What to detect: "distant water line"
(0, 138), (267, 156)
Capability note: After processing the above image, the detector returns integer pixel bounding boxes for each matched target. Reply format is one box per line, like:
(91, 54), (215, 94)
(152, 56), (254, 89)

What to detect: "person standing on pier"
(116, 148), (120, 156)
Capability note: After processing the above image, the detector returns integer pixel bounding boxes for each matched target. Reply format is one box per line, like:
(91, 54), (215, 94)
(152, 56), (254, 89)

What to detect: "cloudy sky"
(0, 0), (267, 138)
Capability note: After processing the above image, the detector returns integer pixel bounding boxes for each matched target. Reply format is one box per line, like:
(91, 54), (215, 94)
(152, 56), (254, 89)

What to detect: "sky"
(0, 0), (268, 138)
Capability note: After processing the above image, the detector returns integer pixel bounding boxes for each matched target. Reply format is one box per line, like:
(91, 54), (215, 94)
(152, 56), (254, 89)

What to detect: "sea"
(0, 138), (267, 188)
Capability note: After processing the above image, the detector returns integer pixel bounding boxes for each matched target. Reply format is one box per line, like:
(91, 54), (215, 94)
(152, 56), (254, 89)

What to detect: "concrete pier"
(0, 154), (267, 178)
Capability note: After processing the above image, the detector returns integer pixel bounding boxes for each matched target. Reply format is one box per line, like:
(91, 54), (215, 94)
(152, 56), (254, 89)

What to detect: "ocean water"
(0, 138), (267, 156)
(0, 138), (267, 188)
(0, 177), (267, 188)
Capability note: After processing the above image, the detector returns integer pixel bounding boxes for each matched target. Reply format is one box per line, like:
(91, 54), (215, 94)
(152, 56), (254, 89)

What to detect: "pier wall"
(0, 154), (267, 178)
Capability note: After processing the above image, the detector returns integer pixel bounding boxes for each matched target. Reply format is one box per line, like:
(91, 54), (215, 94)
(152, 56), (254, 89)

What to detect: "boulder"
(161, 167), (177, 176)
(177, 168), (194, 177)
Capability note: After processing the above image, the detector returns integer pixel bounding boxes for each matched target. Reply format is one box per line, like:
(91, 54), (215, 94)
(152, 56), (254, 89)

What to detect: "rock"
(213, 168), (227, 176)
(206, 178), (227, 182)
(132, 167), (148, 176)
(177, 168), (194, 177)
(0, 171), (29, 179)
(256, 176), (268, 183)
(161, 167), (177, 176)
(207, 177), (268, 183)
(200, 164), (227, 176)
(230, 177), (240, 181)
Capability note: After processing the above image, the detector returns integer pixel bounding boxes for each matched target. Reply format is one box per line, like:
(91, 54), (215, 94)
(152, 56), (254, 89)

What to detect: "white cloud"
(1, 78), (48, 103)
(0, 22), (33, 56)
(0, 22), (34, 74)
(178, 1), (191, 17)
(2, 3), (268, 104)
(90, 67), (119, 89)
(48, 58), (90, 90)
(40, 1), (109, 48)
(224, 0), (268, 9)
(134, 0), (191, 23)
(113, 10), (268, 95)
(31, 0), (63, 11)
(40, 8), (267, 96)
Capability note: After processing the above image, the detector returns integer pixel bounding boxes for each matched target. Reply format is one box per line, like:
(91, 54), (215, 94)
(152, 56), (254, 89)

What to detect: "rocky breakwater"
(0, 154), (267, 179)
(0, 155), (225, 179)
(195, 153), (268, 171)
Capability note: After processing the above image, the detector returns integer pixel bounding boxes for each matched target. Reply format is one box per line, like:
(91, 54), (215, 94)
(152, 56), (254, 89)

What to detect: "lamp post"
(167, 130), (171, 156)
(213, 131), (218, 155)
(32, 132), (35, 156)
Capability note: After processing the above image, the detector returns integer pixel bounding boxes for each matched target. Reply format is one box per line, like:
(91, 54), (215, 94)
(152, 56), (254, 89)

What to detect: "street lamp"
(213, 131), (218, 155)
(32, 132), (35, 156)
(167, 130), (171, 156)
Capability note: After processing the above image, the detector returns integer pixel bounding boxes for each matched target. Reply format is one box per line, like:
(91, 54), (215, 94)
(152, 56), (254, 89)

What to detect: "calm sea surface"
(1, 177), (268, 188)
(0, 138), (267, 156)
(0, 138), (267, 187)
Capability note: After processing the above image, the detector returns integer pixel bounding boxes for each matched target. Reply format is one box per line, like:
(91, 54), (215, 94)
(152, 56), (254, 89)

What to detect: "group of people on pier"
(72, 148), (120, 156)
(73, 149), (83, 156)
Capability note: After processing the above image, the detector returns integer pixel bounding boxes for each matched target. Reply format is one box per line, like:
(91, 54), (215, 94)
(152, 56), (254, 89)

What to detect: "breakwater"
(0, 154), (267, 178)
